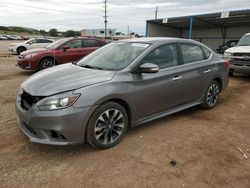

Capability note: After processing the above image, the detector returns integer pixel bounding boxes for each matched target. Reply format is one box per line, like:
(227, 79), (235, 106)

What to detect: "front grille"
(20, 91), (44, 110)
(233, 53), (250, 56)
(232, 53), (250, 63)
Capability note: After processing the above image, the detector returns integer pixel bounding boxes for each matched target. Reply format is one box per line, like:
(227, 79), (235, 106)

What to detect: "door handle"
(172, 76), (182, 81)
(204, 69), (212, 73)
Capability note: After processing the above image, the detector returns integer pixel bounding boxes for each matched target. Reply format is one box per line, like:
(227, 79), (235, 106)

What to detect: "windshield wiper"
(80, 64), (103, 70)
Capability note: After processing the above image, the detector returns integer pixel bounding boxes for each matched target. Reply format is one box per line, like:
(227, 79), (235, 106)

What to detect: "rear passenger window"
(37, 39), (53, 43)
(141, 44), (178, 69)
(83, 40), (101, 47)
(181, 44), (204, 64)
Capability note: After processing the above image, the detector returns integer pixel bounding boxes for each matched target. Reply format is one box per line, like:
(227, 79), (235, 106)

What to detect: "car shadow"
(19, 106), (202, 155)
(15, 70), (35, 77)
(231, 73), (250, 82)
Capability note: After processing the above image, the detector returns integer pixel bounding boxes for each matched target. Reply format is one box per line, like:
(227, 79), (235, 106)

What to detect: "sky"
(0, 0), (250, 34)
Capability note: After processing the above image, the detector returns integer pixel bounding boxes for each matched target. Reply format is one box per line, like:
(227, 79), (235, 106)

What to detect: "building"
(81, 29), (116, 37)
(146, 9), (250, 50)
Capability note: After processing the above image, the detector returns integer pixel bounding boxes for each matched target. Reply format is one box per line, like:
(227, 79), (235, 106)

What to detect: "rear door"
(36, 39), (53, 48)
(177, 43), (214, 104)
(81, 39), (103, 56)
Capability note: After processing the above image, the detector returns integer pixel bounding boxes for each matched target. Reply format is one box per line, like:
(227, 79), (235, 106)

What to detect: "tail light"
(224, 60), (230, 69)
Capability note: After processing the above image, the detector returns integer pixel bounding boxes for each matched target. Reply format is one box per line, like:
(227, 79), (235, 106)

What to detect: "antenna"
(104, 0), (108, 39)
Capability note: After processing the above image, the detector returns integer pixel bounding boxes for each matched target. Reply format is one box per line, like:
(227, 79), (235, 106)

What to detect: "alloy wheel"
(206, 83), (220, 107)
(94, 109), (125, 145)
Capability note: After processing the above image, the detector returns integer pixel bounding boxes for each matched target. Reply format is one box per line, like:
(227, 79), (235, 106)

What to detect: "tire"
(17, 46), (26, 55)
(86, 102), (128, 149)
(201, 80), (221, 109)
(39, 58), (55, 70)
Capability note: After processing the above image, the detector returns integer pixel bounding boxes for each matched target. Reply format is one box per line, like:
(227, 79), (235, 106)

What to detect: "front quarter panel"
(73, 72), (137, 120)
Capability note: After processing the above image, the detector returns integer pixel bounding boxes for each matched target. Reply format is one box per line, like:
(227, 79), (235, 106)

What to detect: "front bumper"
(17, 57), (32, 70)
(9, 46), (16, 53)
(16, 100), (97, 145)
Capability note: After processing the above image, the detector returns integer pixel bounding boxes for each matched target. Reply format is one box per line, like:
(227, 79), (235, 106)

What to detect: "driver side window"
(65, 39), (82, 49)
(141, 44), (178, 69)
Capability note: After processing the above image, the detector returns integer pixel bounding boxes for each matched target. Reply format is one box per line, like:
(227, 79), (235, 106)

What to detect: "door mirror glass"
(139, 63), (159, 73)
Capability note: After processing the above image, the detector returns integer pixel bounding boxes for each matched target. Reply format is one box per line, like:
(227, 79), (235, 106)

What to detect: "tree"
(40, 29), (47, 35)
(64, 30), (81, 37)
(49, 28), (58, 37)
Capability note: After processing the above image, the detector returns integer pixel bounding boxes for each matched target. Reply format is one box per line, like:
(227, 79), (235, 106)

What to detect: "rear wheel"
(17, 47), (26, 55)
(201, 80), (220, 109)
(39, 58), (55, 70)
(86, 102), (128, 149)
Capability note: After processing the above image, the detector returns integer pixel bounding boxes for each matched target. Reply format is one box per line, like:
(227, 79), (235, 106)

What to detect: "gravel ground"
(0, 40), (250, 188)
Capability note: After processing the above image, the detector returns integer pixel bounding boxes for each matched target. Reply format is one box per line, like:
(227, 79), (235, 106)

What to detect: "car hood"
(21, 63), (115, 96)
(10, 43), (22, 46)
(225, 46), (250, 53)
(21, 48), (49, 56)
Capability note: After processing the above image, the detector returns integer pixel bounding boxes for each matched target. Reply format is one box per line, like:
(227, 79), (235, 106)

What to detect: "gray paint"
(16, 37), (229, 145)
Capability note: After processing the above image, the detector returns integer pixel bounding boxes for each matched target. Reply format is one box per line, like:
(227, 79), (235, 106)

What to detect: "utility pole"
(104, 0), (108, 39)
(155, 6), (158, 19)
(127, 25), (130, 35)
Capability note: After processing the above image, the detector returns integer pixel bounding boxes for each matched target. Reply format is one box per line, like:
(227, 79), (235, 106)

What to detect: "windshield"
(237, 35), (250, 46)
(46, 38), (70, 49)
(77, 42), (149, 70)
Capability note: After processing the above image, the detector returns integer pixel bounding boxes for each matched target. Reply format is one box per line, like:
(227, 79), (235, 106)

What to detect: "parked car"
(216, 40), (238, 54)
(224, 33), (250, 76)
(0, 35), (8, 40)
(9, 38), (54, 55)
(16, 37), (229, 149)
(17, 37), (106, 71)
(3, 35), (15, 40)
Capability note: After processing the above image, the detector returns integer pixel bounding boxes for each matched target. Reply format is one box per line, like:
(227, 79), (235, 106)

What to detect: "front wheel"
(86, 102), (128, 149)
(201, 80), (220, 109)
(39, 58), (55, 70)
(17, 47), (26, 55)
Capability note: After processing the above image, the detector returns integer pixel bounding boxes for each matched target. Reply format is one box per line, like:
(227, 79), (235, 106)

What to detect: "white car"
(9, 38), (54, 54)
(224, 33), (250, 76)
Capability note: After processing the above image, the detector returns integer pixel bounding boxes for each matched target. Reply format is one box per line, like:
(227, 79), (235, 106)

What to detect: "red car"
(17, 37), (106, 71)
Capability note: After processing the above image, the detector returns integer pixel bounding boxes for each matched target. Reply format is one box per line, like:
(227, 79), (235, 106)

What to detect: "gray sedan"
(16, 37), (229, 149)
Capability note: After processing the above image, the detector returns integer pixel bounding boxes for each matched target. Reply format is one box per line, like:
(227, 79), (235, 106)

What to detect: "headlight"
(35, 93), (80, 111)
(224, 52), (232, 60)
(25, 53), (37, 59)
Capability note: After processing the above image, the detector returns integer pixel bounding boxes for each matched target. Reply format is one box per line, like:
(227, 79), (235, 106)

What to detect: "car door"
(134, 43), (186, 119)
(26, 39), (38, 50)
(57, 39), (83, 64)
(177, 43), (213, 104)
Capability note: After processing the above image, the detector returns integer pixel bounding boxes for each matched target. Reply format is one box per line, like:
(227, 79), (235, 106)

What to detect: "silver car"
(16, 37), (229, 149)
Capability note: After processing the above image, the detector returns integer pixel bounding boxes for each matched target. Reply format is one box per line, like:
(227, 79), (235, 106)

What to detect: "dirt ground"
(0, 40), (250, 188)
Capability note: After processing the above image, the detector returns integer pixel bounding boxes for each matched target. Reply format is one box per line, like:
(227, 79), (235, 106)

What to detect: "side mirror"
(62, 46), (70, 52)
(139, 63), (159, 73)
